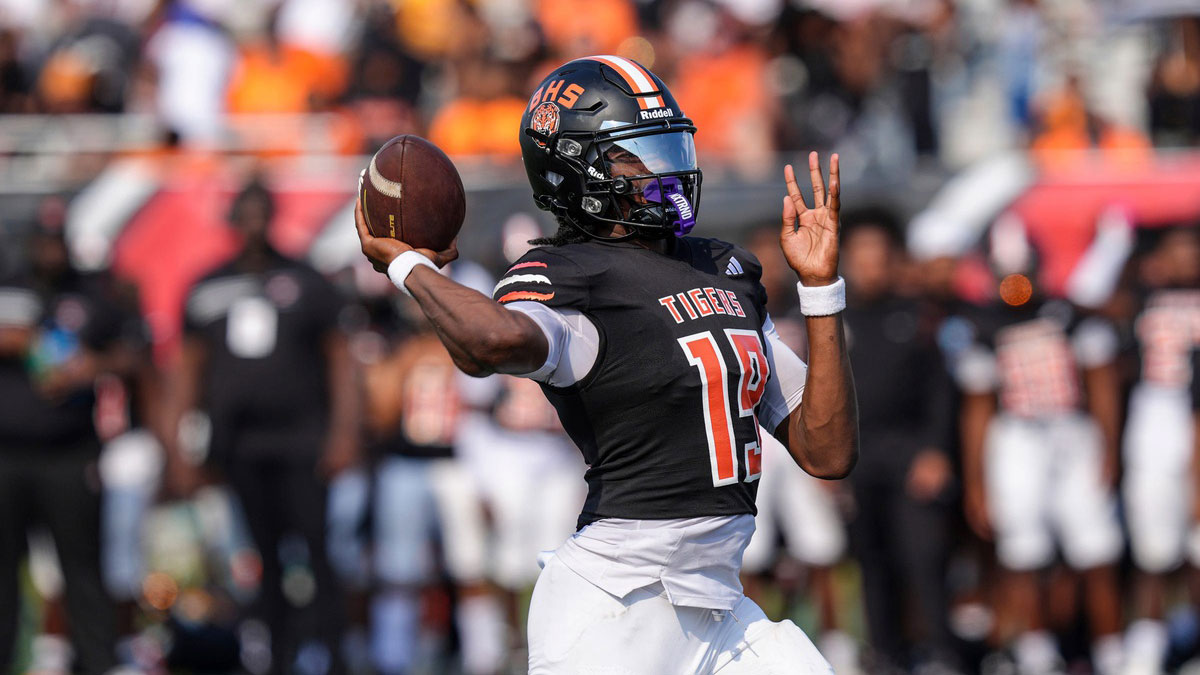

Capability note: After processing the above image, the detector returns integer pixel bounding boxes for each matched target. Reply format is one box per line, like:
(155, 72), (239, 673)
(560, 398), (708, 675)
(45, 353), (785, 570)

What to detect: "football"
(359, 134), (466, 251)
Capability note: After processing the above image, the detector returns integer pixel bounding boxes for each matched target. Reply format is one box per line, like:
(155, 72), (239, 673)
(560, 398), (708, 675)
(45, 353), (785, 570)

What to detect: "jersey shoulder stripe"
(494, 274), (552, 293)
(498, 290), (556, 303)
(494, 246), (590, 310)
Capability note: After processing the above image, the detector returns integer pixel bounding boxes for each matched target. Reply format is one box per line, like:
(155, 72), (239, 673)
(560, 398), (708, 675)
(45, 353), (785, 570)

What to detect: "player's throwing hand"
(354, 196), (458, 273)
(781, 152), (840, 287)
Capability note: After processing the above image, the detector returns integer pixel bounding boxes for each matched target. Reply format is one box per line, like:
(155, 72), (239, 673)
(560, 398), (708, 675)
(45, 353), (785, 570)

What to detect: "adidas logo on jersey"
(725, 257), (744, 277)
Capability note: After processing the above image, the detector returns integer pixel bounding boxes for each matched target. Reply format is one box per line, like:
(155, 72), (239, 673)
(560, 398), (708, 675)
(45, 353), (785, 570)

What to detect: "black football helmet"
(519, 56), (702, 241)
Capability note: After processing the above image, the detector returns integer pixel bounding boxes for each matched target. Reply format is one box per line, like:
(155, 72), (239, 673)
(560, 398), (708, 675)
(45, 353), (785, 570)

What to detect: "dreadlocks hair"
(530, 214), (593, 246)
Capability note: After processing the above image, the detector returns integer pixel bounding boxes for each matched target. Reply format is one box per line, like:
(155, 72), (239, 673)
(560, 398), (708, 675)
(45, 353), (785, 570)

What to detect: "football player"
(164, 181), (355, 674)
(1122, 226), (1200, 675)
(355, 56), (858, 673)
(957, 215), (1124, 675)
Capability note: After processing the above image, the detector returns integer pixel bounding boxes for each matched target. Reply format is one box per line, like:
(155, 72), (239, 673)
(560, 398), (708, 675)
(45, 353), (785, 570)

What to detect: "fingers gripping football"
(354, 194), (459, 274)
(355, 196), (412, 273)
(780, 152), (841, 286)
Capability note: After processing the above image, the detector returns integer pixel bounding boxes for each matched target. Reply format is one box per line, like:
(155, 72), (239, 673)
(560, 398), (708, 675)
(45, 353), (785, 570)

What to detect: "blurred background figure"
(354, 261), (507, 675)
(956, 218), (1124, 675)
(94, 278), (161, 665)
(356, 294), (469, 675)
(164, 179), (356, 675)
(0, 200), (133, 673)
(739, 224), (857, 672)
(840, 209), (958, 675)
(1122, 226), (1200, 675)
(456, 374), (586, 665)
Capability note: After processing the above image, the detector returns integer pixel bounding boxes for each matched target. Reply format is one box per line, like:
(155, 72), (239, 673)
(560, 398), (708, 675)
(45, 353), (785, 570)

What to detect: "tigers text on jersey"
(494, 237), (775, 527)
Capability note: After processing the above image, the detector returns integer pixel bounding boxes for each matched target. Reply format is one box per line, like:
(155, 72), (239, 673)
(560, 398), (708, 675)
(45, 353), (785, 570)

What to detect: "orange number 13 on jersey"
(679, 329), (770, 487)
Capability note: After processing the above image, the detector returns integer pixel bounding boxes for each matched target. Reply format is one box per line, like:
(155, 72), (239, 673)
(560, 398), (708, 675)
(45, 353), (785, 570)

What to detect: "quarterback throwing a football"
(356, 56), (858, 674)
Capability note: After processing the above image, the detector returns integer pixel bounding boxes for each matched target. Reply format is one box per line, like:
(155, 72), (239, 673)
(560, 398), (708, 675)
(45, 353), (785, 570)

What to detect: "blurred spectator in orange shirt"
(226, 10), (346, 115)
(37, 49), (94, 113)
(393, 0), (486, 62)
(429, 58), (526, 159)
(670, 8), (775, 173)
(36, 17), (141, 114)
(536, 0), (639, 57)
(1031, 79), (1091, 154)
(1032, 75), (1151, 167)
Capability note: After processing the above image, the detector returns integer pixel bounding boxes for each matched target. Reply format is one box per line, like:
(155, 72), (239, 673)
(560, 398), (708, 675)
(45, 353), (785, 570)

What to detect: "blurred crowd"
(3, 1), (1200, 675)
(2, 0), (1200, 167)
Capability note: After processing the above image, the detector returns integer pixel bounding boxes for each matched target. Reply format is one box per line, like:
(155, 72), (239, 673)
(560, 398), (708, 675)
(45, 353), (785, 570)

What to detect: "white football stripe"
(592, 54), (656, 94)
(493, 274), (552, 294)
(369, 155), (403, 200)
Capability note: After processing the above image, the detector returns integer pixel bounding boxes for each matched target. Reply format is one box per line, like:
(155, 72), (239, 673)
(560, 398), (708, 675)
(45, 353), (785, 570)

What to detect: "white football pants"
(527, 553), (834, 674)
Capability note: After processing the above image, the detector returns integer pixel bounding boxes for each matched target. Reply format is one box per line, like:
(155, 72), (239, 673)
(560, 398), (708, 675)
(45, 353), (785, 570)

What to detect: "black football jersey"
(494, 237), (775, 527)
(1131, 287), (1200, 389)
(0, 271), (128, 450)
(183, 248), (346, 463)
(958, 299), (1114, 418)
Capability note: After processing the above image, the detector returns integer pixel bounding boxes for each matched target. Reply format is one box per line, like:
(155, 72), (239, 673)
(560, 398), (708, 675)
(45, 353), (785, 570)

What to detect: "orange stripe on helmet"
(583, 55), (663, 110)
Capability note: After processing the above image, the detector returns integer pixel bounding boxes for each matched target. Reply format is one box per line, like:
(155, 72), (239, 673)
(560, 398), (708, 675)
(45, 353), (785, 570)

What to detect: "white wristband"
(796, 277), (846, 316)
(387, 250), (439, 297)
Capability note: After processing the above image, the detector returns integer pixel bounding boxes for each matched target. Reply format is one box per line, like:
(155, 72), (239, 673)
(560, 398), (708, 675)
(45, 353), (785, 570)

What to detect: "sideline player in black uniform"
(165, 180), (357, 675)
(356, 56), (857, 673)
(0, 215), (134, 673)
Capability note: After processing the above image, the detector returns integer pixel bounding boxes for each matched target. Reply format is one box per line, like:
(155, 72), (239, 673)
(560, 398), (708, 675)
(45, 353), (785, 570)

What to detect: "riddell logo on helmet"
(639, 108), (675, 121)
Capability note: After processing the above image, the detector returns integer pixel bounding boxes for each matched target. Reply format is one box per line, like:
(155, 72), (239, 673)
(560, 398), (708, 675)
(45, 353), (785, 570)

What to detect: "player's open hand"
(355, 197), (459, 274)
(781, 152), (840, 286)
